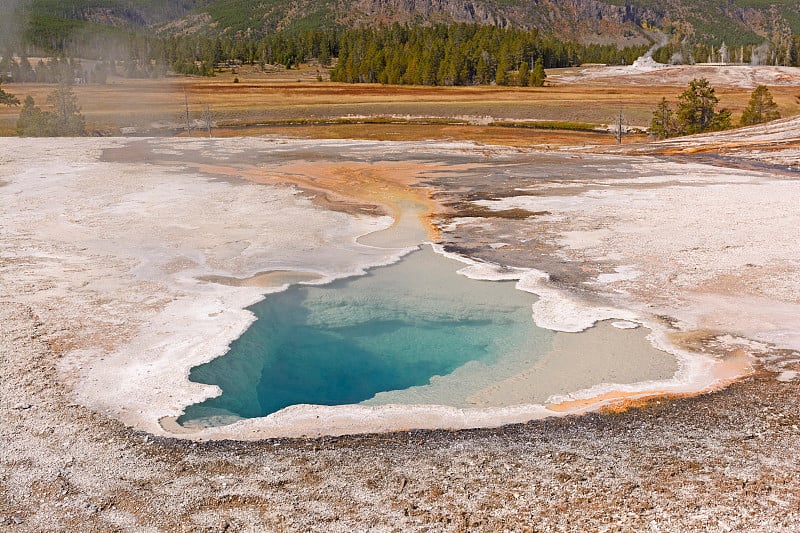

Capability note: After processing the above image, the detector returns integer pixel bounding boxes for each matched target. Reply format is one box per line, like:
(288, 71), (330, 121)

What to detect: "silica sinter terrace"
(178, 246), (554, 428)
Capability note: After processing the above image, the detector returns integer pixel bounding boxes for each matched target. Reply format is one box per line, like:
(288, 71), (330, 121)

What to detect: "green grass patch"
(489, 120), (599, 132)
(216, 116), (472, 128)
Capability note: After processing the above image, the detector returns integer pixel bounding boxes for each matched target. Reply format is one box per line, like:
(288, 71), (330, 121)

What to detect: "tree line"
(16, 87), (86, 136)
(651, 79), (780, 139)
(6, 18), (800, 87)
(6, 0), (800, 74)
(0, 54), (119, 84)
(328, 25), (647, 86)
(1, 77), (86, 137)
(1, 75), (784, 139)
(2, 23), (648, 86)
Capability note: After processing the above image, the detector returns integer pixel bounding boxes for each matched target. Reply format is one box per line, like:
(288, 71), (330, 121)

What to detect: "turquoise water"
(178, 246), (554, 427)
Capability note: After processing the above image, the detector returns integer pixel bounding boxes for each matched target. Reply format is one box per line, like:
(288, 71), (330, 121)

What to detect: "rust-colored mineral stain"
(259, 160), (452, 242)
(546, 345), (755, 415)
(184, 159), (479, 243)
(545, 389), (675, 414)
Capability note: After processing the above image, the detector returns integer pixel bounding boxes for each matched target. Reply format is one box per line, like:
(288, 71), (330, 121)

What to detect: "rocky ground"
(3, 129), (800, 530)
(548, 63), (800, 89)
(2, 300), (799, 532)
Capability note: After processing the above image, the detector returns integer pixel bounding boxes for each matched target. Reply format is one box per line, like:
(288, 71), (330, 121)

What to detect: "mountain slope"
(5, 0), (800, 51)
(184, 0), (656, 45)
(186, 0), (800, 46)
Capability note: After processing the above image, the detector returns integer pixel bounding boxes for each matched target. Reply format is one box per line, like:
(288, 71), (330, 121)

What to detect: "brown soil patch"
(179, 158), (477, 242)
(256, 160), (461, 241)
(211, 123), (639, 147)
(442, 203), (549, 220)
(4, 69), (795, 138)
(198, 270), (322, 288)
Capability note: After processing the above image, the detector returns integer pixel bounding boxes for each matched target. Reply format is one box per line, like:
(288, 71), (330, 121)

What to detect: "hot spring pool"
(178, 245), (555, 427)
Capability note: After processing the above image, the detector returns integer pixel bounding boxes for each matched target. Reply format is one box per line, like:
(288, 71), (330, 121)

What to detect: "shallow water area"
(166, 141), (684, 432)
(178, 249), (679, 430)
(178, 245), (554, 427)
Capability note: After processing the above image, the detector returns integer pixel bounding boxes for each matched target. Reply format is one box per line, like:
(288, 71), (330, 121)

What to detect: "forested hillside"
(177, 0), (800, 49)
(5, 0), (800, 50)
(2, 0), (800, 88)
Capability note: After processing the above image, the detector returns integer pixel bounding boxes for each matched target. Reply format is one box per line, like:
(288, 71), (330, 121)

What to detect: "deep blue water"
(178, 247), (552, 427)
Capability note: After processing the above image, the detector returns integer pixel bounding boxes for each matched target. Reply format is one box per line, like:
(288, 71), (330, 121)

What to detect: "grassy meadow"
(1, 63), (798, 145)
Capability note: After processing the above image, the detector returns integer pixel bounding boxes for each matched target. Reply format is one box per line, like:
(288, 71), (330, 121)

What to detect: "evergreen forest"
(2, 23), (651, 86)
(2, 0), (800, 86)
(329, 25), (646, 86)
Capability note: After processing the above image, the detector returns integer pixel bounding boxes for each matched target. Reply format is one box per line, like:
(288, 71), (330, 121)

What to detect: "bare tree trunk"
(183, 88), (191, 137)
(201, 104), (213, 138)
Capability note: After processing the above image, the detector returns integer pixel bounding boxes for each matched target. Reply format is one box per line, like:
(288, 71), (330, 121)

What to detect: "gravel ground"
(3, 131), (800, 531)
(2, 300), (799, 532)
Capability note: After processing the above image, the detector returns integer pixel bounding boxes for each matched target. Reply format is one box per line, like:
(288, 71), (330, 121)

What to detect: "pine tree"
(530, 57), (546, 87)
(740, 85), (780, 126)
(676, 78), (728, 134)
(384, 52), (403, 85)
(0, 80), (19, 106)
(650, 98), (676, 139)
(494, 54), (510, 85)
(517, 61), (530, 87)
(45, 82), (86, 136)
(0, 52), (12, 82)
(475, 51), (491, 85)
(17, 96), (49, 136)
(18, 54), (35, 82)
(709, 108), (732, 131)
(319, 43), (331, 68)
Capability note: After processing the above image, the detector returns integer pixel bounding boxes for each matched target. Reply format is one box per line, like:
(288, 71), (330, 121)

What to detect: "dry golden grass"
(1, 63), (797, 145)
(211, 123), (642, 146)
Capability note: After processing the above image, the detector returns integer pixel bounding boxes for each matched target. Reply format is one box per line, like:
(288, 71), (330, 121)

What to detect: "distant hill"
(4, 0), (800, 52)
(1, 0), (207, 51)
(181, 0), (800, 47)
(190, 0), (651, 45)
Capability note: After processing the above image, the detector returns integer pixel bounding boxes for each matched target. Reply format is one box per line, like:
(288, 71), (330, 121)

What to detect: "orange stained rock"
(177, 159), (482, 243)
(197, 158), (477, 243)
(547, 345), (755, 415)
